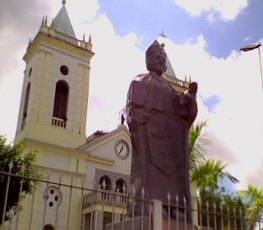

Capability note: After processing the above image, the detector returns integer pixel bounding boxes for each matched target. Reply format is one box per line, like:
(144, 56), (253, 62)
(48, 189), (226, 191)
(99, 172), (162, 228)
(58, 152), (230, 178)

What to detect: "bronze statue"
(126, 40), (198, 222)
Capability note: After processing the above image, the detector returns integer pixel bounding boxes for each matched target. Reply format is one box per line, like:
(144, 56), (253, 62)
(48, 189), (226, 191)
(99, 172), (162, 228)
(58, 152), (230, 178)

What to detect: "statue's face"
(146, 50), (166, 75)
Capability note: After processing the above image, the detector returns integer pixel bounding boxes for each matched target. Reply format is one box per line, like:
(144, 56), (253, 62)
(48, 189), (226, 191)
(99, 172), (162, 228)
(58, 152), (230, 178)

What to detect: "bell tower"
(15, 1), (94, 148)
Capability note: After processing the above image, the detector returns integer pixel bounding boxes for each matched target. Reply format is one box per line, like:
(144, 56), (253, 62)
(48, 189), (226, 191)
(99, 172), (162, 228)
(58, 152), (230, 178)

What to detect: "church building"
(11, 1), (193, 230)
(14, 2), (131, 229)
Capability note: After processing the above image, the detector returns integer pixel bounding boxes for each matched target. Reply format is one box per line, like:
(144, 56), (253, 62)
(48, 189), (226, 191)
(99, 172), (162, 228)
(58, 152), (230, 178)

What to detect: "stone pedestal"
(105, 217), (149, 230)
(105, 217), (203, 230)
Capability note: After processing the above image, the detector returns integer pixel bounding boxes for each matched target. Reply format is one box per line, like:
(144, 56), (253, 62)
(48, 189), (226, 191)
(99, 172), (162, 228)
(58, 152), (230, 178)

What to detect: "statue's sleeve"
(126, 80), (151, 132)
(174, 91), (197, 127)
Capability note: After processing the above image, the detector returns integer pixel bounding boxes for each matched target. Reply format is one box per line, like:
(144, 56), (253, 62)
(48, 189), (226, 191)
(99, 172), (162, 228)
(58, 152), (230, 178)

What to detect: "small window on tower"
(60, 65), (69, 76)
(52, 80), (69, 128)
(29, 67), (32, 77)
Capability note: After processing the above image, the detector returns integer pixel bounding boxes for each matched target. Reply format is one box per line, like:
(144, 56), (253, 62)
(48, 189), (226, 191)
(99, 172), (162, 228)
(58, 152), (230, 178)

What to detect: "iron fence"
(0, 169), (262, 230)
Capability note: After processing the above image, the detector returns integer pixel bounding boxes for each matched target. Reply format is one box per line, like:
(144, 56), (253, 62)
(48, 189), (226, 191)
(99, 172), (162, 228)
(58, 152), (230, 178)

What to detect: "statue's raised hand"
(188, 82), (198, 95)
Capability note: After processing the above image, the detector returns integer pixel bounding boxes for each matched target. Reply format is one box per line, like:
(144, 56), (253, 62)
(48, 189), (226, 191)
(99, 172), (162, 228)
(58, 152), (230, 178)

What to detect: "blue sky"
(99, 0), (263, 57)
(1, 0), (263, 190)
(96, 0), (263, 113)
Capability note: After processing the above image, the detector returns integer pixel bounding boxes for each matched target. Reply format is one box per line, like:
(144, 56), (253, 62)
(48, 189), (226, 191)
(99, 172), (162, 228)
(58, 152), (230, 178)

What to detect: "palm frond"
(189, 120), (211, 172)
(192, 159), (239, 192)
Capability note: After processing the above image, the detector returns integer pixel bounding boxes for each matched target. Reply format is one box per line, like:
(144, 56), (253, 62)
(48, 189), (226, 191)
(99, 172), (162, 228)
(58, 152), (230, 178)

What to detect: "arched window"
(99, 175), (112, 201)
(21, 83), (30, 130)
(52, 80), (69, 127)
(115, 179), (127, 193)
(29, 67), (32, 77)
(44, 224), (55, 230)
(99, 175), (112, 191)
(23, 83), (30, 119)
(115, 178), (127, 203)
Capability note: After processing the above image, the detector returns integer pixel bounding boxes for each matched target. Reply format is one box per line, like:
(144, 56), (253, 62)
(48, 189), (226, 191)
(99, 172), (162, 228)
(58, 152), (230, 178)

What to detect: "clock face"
(115, 139), (130, 160)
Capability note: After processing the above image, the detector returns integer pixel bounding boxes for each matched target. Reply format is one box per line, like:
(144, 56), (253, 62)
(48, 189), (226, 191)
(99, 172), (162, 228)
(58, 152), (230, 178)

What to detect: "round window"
(43, 186), (62, 208)
(60, 65), (69, 76)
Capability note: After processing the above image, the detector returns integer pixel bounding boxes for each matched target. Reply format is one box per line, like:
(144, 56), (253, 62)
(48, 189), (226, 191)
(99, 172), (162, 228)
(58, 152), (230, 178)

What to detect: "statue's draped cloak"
(127, 72), (197, 221)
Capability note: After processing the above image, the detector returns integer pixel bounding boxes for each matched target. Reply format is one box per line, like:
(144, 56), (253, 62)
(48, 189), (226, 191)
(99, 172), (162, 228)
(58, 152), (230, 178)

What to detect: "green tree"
(0, 135), (38, 225)
(189, 121), (241, 229)
(239, 184), (263, 230)
(189, 121), (263, 229)
(198, 189), (247, 229)
(189, 121), (239, 192)
(188, 120), (208, 175)
(192, 159), (239, 192)
(223, 193), (248, 229)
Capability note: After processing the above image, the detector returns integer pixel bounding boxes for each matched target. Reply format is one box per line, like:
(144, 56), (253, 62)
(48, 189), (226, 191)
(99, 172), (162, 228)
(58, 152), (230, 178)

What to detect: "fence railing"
(83, 190), (128, 208)
(0, 169), (262, 230)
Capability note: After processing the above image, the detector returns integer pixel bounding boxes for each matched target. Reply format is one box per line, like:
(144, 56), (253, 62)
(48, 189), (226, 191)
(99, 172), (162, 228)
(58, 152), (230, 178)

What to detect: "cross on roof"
(159, 29), (167, 38)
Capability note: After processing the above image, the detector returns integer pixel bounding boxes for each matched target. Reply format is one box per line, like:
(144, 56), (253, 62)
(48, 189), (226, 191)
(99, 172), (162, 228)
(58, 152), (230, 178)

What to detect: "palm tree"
(191, 159), (239, 192)
(188, 120), (208, 175)
(189, 121), (239, 191)
(239, 184), (263, 230)
(189, 121), (240, 229)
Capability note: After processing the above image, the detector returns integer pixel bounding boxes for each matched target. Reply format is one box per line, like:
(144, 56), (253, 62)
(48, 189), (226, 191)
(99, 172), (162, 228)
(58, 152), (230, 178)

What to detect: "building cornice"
(24, 138), (114, 166)
(24, 30), (94, 63)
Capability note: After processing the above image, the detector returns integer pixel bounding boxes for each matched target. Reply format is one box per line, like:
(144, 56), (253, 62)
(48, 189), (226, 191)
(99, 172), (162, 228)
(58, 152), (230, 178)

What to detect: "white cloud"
(158, 35), (263, 189)
(0, 67), (23, 142)
(1, 0), (263, 191)
(0, 0), (100, 141)
(82, 14), (146, 133)
(174, 0), (249, 21)
(0, 0), (52, 141)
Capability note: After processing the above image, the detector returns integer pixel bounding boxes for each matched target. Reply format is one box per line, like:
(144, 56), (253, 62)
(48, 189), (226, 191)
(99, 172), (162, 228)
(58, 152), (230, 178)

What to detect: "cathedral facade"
(13, 2), (131, 229)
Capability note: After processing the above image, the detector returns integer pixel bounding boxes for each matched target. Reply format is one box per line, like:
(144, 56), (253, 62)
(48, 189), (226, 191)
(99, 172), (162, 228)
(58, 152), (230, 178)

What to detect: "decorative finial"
(83, 34), (86, 41)
(62, 0), (66, 5)
(89, 35), (92, 43)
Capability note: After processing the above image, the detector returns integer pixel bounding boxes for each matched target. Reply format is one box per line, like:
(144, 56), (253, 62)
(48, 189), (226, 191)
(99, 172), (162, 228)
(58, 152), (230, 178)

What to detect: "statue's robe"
(126, 72), (197, 222)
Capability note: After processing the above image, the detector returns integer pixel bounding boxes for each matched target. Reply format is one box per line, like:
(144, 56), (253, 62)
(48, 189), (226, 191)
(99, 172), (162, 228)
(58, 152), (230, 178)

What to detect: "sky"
(1, 0), (263, 191)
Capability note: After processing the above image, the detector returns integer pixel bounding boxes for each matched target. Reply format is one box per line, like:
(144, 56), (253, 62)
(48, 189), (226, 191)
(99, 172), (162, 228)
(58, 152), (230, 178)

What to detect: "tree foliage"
(198, 188), (247, 229)
(192, 159), (239, 192)
(189, 121), (263, 229)
(239, 184), (263, 230)
(0, 135), (38, 224)
(189, 121), (239, 192)
(188, 120), (209, 175)
(189, 121), (242, 228)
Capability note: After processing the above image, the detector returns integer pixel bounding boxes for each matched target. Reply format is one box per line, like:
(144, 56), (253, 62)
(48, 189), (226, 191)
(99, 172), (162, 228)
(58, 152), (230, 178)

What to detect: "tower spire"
(51, 0), (76, 37)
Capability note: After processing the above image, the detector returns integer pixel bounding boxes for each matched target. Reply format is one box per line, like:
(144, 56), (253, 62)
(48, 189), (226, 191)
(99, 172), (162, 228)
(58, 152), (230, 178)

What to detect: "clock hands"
(118, 143), (124, 154)
(115, 140), (129, 159)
